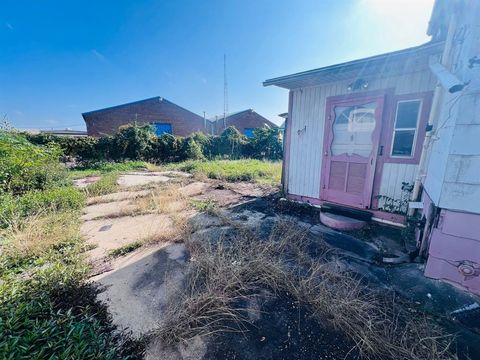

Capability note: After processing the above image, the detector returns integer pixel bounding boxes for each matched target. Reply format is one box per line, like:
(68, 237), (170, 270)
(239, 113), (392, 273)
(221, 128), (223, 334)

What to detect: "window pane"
(331, 103), (376, 157)
(392, 130), (415, 156)
(244, 128), (254, 138)
(154, 123), (172, 135)
(395, 101), (421, 129)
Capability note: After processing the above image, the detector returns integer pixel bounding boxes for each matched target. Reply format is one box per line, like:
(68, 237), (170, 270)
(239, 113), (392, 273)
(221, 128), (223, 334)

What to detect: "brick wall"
(212, 109), (277, 135)
(83, 97), (208, 137)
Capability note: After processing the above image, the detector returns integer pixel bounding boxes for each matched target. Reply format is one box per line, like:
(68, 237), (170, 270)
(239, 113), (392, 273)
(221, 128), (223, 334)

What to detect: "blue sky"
(1, 0), (434, 130)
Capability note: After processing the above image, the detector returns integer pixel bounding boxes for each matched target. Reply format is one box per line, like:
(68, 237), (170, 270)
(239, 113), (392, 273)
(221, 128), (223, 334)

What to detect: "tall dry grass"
(156, 218), (455, 360)
(1, 211), (82, 269)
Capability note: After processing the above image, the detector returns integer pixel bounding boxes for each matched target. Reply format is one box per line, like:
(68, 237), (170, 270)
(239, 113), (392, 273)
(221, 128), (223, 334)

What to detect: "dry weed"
(156, 217), (455, 360)
(0, 211), (81, 265)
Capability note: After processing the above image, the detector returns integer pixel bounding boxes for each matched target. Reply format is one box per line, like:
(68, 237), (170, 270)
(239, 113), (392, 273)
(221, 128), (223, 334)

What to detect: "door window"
(331, 102), (376, 157)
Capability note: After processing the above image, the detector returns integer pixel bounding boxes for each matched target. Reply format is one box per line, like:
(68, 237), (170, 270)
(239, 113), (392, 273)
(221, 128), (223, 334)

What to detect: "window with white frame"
(391, 100), (422, 157)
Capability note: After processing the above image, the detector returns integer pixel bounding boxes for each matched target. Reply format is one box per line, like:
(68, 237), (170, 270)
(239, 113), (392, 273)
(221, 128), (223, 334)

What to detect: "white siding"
(423, 3), (480, 214)
(287, 60), (437, 202)
(378, 164), (418, 207)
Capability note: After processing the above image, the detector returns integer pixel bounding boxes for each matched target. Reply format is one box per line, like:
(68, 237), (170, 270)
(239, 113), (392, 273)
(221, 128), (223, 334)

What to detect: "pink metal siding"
(425, 209), (480, 295)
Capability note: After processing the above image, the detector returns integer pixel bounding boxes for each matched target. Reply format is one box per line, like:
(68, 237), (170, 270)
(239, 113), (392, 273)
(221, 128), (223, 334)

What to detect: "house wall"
(83, 98), (208, 137)
(422, 0), (480, 295)
(286, 57), (438, 206)
(425, 208), (480, 296)
(212, 110), (277, 135)
(423, 2), (480, 215)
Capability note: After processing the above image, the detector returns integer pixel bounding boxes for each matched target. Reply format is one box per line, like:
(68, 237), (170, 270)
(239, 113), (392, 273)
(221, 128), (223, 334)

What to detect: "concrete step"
(320, 211), (367, 231)
(321, 202), (372, 221)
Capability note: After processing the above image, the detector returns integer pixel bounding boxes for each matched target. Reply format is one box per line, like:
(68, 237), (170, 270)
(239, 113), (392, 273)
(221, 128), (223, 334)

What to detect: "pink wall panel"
(425, 209), (480, 295)
(441, 211), (480, 241)
(425, 256), (480, 296)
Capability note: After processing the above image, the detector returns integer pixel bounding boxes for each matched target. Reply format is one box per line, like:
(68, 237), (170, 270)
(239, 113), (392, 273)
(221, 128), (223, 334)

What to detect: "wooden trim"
(371, 91), (433, 209)
(286, 193), (406, 224)
(282, 91), (294, 193)
(320, 90), (389, 209)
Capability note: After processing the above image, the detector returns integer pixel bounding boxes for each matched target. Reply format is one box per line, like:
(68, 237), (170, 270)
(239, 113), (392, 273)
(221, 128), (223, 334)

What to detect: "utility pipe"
(409, 12), (458, 215)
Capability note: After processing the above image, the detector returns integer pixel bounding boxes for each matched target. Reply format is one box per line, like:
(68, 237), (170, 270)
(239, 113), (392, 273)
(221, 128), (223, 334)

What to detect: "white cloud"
(91, 49), (109, 63)
(5, 22), (13, 30)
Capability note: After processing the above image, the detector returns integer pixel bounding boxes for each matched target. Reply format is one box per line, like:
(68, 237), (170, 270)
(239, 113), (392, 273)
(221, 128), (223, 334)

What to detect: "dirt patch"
(73, 176), (101, 188)
(202, 293), (359, 360)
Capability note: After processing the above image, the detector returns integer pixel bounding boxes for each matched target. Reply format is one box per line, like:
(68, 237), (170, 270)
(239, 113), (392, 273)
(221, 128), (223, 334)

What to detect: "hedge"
(25, 124), (283, 164)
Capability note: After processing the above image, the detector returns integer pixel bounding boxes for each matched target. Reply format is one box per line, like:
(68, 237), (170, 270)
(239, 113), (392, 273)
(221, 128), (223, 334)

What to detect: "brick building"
(210, 109), (278, 137)
(82, 97), (208, 137)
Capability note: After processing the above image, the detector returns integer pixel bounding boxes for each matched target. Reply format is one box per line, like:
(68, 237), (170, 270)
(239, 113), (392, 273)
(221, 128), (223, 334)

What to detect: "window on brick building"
(153, 123), (173, 136)
(244, 128), (254, 138)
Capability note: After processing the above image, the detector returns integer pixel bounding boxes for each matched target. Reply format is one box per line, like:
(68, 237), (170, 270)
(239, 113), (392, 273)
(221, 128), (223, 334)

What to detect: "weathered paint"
(286, 193), (406, 225)
(425, 209), (480, 295)
(421, 0), (480, 296)
(423, 1), (480, 215)
(319, 212), (366, 231)
(284, 53), (437, 216)
(377, 163), (418, 209)
(321, 93), (385, 209)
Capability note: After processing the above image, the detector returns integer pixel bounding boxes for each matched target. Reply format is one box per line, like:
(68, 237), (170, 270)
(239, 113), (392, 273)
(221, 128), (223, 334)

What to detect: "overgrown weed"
(156, 218), (455, 360)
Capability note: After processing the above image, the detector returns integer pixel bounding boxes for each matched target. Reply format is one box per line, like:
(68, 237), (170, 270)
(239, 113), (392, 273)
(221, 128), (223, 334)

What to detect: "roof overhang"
(263, 42), (443, 90)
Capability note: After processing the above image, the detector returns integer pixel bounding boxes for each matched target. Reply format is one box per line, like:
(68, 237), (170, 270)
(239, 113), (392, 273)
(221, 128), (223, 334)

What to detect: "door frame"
(320, 91), (387, 209)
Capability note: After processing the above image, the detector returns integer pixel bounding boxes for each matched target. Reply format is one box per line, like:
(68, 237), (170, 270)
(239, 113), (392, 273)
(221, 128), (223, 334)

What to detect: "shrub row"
(25, 124), (283, 164)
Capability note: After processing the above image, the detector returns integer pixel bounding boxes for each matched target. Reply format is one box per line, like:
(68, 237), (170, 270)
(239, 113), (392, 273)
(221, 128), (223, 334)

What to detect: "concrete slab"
(117, 173), (171, 187)
(81, 214), (173, 260)
(94, 243), (187, 336)
(182, 182), (211, 196)
(87, 189), (151, 205)
(320, 212), (366, 231)
(81, 200), (136, 221)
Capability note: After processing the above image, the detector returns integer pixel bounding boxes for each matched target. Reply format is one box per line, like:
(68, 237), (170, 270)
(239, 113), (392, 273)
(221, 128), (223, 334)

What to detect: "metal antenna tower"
(223, 53), (228, 126)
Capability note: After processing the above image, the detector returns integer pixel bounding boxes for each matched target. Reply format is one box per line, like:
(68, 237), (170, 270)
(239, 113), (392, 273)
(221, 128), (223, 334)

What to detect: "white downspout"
(409, 13), (458, 214)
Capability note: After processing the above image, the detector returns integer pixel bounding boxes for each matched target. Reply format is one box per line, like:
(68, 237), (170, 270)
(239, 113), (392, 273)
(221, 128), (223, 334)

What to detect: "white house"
(264, 0), (480, 295)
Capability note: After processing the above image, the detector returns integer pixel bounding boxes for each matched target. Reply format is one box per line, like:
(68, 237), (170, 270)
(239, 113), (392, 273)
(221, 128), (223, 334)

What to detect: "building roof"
(427, 0), (453, 41)
(263, 41), (443, 90)
(82, 96), (204, 121)
(210, 109), (278, 128)
(40, 129), (88, 137)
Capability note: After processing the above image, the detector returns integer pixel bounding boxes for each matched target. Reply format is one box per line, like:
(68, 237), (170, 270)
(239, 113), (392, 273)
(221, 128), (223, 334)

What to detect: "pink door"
(321, 95), (384, 209)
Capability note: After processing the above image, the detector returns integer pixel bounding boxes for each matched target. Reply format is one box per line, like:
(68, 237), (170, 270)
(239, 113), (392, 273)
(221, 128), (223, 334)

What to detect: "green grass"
(109, 241), (143, 258)
(0, 210), (142, 359)
(82, 173), (120, 197)
(190, 198), (217, 214)
(0, 186), (85, 229)
(69, 160), (148, 179)
(162, 159), (282, 185)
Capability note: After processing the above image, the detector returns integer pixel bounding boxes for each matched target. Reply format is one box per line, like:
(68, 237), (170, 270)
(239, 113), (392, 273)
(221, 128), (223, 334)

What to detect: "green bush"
(249, 127), (283, 160)
(113, 124), (155, 161)
(0, 217), (139, 359)
(0, 132), (68, 195)
(23, 123), (283, 164)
